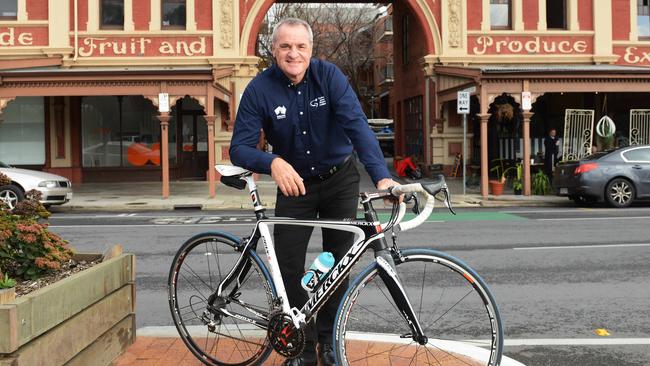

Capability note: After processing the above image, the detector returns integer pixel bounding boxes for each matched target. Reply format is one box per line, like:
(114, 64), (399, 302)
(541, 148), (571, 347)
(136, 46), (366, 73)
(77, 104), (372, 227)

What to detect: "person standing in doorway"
(544, 128), (559, 178)
(229, 18), (397, 366)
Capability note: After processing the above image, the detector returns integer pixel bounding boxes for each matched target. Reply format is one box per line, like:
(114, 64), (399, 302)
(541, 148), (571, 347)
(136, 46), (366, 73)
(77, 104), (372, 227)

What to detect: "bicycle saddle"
(215, 165), (252, 178)
(421, 175), (447, 196)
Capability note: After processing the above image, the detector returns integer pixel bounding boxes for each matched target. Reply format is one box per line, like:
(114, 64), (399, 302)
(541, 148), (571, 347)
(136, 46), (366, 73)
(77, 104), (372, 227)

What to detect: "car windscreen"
(582, 151), (612, 161)
(0, 161), (10, 168)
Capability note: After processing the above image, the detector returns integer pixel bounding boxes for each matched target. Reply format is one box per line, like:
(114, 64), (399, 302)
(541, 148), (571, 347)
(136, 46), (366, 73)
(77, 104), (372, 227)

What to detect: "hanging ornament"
(596, 115), (616, 138)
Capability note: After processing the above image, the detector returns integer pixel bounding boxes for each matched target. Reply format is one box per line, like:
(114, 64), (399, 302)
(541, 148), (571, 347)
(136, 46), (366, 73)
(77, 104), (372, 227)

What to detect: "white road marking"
(514, 243), (650, 250)
(537, 216), (650, 221)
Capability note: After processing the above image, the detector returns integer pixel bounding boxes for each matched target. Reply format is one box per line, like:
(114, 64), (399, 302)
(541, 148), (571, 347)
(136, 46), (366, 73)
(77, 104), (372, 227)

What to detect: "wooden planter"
(0, 253), (136, 366)
(0, 288), (15, 304)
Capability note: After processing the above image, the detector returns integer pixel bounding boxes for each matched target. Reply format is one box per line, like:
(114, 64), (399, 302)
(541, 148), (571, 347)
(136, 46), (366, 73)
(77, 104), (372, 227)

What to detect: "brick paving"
(114, 336), (484, 366)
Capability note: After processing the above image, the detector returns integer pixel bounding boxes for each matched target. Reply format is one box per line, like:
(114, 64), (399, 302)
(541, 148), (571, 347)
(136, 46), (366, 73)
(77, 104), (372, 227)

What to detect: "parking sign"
(457, 92), (470, 114)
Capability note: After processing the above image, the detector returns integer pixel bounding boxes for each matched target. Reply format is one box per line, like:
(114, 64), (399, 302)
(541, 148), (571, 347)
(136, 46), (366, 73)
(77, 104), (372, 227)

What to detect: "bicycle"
(168, 165), (504, 366)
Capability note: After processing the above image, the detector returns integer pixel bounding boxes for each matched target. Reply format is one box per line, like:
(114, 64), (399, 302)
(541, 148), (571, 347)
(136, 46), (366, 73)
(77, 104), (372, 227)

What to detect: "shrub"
(0, 176), (73, 280)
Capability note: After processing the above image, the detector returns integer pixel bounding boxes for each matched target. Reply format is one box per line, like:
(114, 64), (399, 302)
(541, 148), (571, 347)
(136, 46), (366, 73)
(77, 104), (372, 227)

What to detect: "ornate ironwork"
(562, 109), (594, 162)
(630, 109), (650, 146)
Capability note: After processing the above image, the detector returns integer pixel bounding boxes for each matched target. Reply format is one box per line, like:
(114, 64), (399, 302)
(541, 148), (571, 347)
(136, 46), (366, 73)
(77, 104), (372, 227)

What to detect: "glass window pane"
(639, 15), (650, 37)
(491, 4), (510, 28)
(162, 0), (186, 28)
(624, 148), (650, 161)
(101, 0), (124, 28)
(121, 97), (160, 167)
(0, 97), (45, 165)
(82, 97), (121, 167)
(0, 1), (17, 18)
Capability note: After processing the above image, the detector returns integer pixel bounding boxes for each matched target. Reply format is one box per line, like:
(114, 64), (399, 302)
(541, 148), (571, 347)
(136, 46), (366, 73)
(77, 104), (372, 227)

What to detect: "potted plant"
(532, 170), (551, 195)
(489, 159), (520, 196)
(0, 172), (135, 365)
(511, 164), (523, 195)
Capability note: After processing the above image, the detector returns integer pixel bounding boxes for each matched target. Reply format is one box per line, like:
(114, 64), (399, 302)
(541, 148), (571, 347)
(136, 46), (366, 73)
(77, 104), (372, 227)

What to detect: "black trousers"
(273, 158), (360, 351)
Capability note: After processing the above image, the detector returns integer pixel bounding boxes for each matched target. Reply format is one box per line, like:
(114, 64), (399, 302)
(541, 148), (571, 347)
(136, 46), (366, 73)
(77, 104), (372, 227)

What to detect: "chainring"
(267, 311), (305, 358)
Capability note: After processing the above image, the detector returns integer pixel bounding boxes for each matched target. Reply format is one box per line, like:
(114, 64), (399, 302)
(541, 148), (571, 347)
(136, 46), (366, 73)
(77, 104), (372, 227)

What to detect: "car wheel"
(605, 178), (635, 208)
(0, 185), (24, 210)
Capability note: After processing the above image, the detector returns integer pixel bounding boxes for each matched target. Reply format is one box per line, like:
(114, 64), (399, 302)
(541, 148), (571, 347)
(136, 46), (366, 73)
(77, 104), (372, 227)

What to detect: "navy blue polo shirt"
(229, 59), (390, 184)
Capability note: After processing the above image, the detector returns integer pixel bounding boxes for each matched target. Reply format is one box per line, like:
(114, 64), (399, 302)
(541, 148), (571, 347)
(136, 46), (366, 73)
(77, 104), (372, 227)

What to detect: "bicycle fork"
(375, 250), (428, 345)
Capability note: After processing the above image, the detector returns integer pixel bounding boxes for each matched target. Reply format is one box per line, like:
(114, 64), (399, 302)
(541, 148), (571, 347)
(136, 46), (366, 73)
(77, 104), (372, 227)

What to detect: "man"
(544, 128), (559, 178)
(230, 18), (397, 366)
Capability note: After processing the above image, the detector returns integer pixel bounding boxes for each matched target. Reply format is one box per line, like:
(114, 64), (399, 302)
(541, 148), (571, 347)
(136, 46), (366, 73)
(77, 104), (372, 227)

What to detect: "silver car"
(0, 161), (72, 210)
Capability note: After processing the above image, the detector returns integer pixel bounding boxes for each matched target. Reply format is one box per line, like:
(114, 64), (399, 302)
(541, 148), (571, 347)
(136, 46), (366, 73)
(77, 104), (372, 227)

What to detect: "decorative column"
(205, 115), (217, 198)
(522, 111), (533, 196)
(477, 113), (491, 197)
(157, 112), (171, 198)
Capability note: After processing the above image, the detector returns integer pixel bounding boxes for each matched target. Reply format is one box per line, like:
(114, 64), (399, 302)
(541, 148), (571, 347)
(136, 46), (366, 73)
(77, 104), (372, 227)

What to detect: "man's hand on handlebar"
(376, 177), (403, 205)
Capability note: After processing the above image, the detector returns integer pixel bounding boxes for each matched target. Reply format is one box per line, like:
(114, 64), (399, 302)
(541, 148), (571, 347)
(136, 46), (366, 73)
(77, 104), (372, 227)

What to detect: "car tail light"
(574, 163), (599, 175)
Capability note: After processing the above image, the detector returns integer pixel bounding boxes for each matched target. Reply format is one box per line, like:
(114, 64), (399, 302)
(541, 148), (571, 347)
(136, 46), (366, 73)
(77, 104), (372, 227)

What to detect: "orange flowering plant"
(0, 172), (73, 280)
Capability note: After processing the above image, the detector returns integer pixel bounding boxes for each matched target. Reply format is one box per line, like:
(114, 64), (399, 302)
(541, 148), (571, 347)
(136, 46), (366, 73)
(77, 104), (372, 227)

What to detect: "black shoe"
(318, 343), (336, 366)
(282, 355), (317, 366)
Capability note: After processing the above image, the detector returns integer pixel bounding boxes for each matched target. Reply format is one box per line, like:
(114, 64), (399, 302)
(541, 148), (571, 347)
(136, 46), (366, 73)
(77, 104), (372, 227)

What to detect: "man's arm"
(328, 65), (392, 186)
(230, 88), (305, 196)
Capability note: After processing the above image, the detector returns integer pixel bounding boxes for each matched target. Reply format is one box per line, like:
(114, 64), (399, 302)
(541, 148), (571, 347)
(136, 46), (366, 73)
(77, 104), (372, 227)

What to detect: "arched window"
(490, 0), (511, 30)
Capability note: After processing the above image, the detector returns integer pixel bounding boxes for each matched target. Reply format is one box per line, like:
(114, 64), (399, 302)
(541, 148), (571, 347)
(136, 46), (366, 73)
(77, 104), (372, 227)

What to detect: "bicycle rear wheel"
(334, 248), (503, 366)
(168, 232), (276, 366)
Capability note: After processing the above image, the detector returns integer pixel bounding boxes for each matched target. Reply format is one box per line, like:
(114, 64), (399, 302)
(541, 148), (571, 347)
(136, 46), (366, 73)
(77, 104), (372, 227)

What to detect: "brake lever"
(443, 188), (456, 215)
(411, 195), (420, 215)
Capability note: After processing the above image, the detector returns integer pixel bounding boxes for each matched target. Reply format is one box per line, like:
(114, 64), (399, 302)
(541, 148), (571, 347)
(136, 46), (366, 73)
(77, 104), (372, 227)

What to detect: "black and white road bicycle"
(168, 165), (504, 366)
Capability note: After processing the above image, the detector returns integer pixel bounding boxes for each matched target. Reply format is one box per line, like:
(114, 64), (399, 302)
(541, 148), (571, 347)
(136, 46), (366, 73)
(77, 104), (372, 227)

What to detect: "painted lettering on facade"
(470, 36), (592, 55)
(616, 46), (650, 66)
(0, 27), (48, 47)
(77, 36), (211, 57)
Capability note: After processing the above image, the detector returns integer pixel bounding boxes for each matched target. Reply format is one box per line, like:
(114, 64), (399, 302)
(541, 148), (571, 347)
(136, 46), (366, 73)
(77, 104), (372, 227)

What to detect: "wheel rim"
(169, 236), (273, 366)
(337, 251), (501, 366)
(0, 190), (17, 210)
(609, 181), (632, 205)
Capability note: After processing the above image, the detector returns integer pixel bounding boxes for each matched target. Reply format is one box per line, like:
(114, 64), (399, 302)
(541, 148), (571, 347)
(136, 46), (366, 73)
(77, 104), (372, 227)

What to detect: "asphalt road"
(47, 206), (650, 366)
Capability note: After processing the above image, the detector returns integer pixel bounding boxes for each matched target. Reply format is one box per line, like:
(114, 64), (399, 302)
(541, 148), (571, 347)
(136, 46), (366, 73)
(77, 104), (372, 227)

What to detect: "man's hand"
(376, 178), (402, 204)
(271, 157), (306, 197)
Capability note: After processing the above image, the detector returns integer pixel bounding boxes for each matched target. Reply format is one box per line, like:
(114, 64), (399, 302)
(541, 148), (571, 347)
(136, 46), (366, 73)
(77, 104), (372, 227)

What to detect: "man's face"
(550, 129), (557, 137)
(272, 24), (312, 84)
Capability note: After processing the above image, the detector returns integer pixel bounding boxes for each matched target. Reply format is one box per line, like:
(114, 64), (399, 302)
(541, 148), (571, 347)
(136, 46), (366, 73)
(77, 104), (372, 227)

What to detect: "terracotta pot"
(489, 180), (505, 196)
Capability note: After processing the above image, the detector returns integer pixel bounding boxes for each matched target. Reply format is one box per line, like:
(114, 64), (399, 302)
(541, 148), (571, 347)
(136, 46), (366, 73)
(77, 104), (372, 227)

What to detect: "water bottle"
(301, 252), (335, 292)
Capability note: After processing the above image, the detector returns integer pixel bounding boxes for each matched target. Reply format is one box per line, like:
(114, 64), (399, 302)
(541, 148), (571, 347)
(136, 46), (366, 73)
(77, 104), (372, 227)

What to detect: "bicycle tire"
(334, 248), (503, 366)
(168, 232), (276, 366)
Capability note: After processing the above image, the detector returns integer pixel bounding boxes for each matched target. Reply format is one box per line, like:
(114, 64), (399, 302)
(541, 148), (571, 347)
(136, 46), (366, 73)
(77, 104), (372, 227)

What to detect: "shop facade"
(2, 1), (650, 197)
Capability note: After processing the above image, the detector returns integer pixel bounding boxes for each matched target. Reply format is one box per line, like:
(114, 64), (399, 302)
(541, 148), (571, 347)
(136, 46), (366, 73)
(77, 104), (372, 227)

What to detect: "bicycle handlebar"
(385, 177), (454, 232)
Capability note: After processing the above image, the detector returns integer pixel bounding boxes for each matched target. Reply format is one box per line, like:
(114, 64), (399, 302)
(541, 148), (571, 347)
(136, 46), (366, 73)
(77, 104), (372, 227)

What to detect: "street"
(48, 206), (650, 366)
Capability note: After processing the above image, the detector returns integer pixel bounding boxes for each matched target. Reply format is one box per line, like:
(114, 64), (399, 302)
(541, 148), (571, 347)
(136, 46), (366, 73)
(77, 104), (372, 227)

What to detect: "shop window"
(546, 0), (567, 29)
(639, 0), (650, 38)
(162, 0), (186, 29)
(101, 0), (124, 29)
(82, 96), (165, 168)
(0, 97), (45, 165)
(490, 0), (512, 30)
(0, 1), (17, 20)
(401, 15), (409, 65)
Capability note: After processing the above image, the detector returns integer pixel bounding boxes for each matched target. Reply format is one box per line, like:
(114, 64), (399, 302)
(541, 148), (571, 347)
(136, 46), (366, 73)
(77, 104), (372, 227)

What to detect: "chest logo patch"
(309, 96), (327, 108)
(274, 105), (287, 119)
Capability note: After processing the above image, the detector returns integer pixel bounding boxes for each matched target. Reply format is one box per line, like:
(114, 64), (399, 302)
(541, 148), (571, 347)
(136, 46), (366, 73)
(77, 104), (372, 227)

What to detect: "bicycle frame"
(212, 196), (427, 344)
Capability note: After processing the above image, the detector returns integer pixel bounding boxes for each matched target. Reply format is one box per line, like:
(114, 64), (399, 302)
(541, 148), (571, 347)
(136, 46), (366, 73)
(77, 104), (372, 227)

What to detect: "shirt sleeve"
(328, 65), (391, 185)
(229, 86), (277, 174)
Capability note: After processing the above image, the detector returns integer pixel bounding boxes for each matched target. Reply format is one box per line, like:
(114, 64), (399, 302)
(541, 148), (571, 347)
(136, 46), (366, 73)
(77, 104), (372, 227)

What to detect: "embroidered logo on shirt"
(309, 96), (327, 108)
(274, 105), (287, 119)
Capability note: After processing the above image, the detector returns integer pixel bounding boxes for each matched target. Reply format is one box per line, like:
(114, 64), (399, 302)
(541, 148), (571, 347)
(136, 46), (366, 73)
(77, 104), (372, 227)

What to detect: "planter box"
(0, 253), (136, 365)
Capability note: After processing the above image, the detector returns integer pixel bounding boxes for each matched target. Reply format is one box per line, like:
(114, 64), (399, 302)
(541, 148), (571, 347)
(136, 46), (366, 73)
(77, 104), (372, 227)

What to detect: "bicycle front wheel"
(334, 248), (503, 366)
(168, 232), (276, 366)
